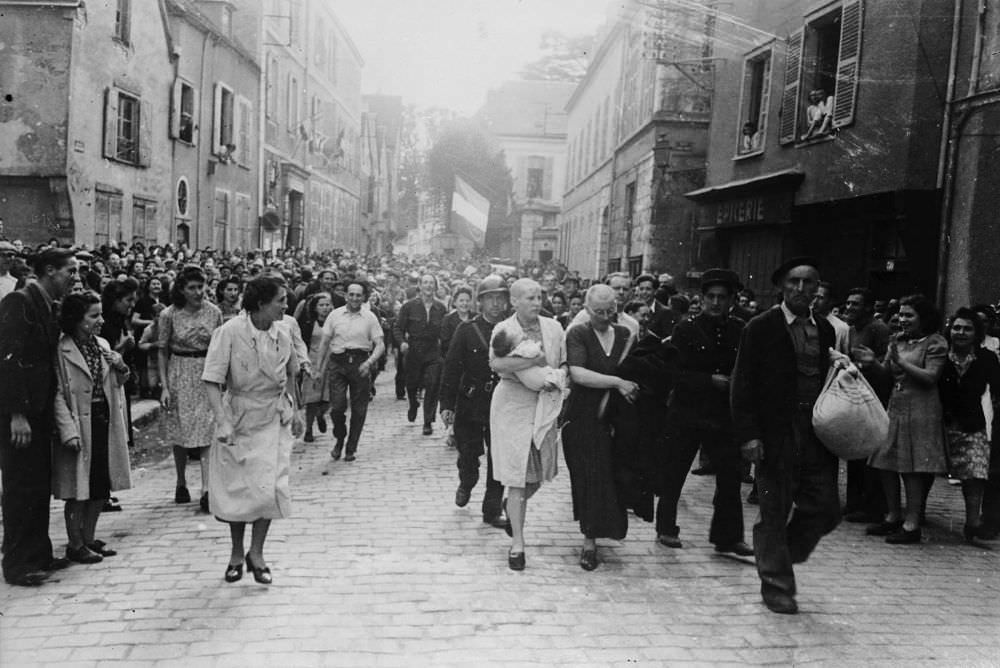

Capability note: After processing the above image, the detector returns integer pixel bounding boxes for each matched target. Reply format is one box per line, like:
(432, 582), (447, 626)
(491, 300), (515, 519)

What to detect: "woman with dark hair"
(857, 294), (948, 544)
(216, 277), (242, 323)
(53, 292), (132, 563)
(133, 276), (167, 398)
(100, 278), (140, 464)
(157, 265), (222, 510)
(203, 276), (304, 584)
(440, 285), (474, 357)
(939, 307), (1000, 543)
(296, 292), (334, 442)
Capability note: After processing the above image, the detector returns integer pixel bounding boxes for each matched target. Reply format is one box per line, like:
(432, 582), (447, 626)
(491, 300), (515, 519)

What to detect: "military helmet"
(476, 274), (509, 298)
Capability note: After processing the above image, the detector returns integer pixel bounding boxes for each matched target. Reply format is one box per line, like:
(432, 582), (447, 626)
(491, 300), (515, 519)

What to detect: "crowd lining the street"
(2, 238), (999, 615)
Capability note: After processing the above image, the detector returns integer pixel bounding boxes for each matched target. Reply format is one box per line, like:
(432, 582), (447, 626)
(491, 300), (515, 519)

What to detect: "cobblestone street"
(2, 370), (1000, 667)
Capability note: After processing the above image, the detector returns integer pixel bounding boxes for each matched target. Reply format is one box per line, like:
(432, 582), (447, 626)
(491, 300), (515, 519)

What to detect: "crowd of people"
(1, 238), (999, 616)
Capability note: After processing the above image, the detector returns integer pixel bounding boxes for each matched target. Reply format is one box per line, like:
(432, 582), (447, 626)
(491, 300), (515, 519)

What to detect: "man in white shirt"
(317, 281), (385, 462)
(0, 241), (19, 301)
(813, 281), (850, 355)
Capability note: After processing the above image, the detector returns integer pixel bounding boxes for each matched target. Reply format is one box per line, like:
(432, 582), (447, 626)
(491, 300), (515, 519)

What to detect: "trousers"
(657, 416), (744, 546)
(329, 353), (372, 455)
(0, 412), (55, 581)
(754, 408), (840, 596)
(406, 357), (441, 425)
(844, 458), (886, 516)
(454, 414), (504, 519)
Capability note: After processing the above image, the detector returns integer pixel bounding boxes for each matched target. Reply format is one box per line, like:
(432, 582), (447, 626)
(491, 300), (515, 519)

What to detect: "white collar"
(780, 301), (816, 326)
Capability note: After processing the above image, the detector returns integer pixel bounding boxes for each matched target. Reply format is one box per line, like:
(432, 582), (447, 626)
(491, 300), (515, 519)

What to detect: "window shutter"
(231, 96), (241, 158)
(737, 58), (754, 152)
(170, 79), (182, 138)
(543, 157), (554, 200)
(145, 203), (158, 243)
(190, 87), (200, 145)
(138, 99), (152, 166)
(759, 55), (772, 140)
(516, 156), (527, 198)
(833, 0), (863, 128)
(103, 88), (118, 159)
(778, 29), (803, 145)
(213, 83), (223, 154)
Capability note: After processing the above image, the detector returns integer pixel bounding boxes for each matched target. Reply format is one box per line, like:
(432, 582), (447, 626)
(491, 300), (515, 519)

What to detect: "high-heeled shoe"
(508, 550), (525, 571)
(224, 562), (243, 583)
(245, 553), (272, 584)
(579, 549), (598, 571)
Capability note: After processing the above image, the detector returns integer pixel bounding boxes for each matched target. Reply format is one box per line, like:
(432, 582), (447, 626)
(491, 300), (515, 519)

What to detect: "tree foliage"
(520, 30), (597, 84)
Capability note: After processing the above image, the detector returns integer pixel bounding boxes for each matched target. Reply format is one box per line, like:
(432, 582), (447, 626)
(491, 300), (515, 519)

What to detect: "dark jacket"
(669, 313), (744, 429)
(439, 316), (497, 422)
(0, 283), (60, 418)
(731, 306), (835, 448)
(392, 297), (447, 362)
(939, 348), (1000, 433)
(439, 311), (471, 357)
(648, 300), (680, 339)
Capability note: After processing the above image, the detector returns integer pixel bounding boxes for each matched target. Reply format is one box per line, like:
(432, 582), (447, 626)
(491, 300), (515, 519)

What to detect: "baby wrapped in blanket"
(492, 329), (568, 449)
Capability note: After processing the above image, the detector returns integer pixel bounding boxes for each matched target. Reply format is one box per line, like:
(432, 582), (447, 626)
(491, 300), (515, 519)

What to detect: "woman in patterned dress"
(158, 266), (222, 510)
(939, 308), (1000, 543)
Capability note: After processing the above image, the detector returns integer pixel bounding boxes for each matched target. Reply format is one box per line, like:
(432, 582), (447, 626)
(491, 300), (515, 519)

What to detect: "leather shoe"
(579, 549), (598, 571)
(422, 423), (433, 436)
(43, 556), (72, 571)
(316, 415), (327, 433)
(224, 562), (243, 583)
(715, 541), (754, 557)
(455, 486), (471, 507)
(174, 485), (191, 504)
(5, 571), (48, 587)
(344, 452), (356, 462)
(484, 515), (508, 529)
(331, 439), (344, 460)
(657, 534), (682, 549)
(866, 519), (904, 536)
(199, 492), (209, 514)
(407, 403), (419, 422)
(762, 589), (798, 614)
(87, 541), (116, 558)
(66, 545), (103, 564)
(885, 527), (921, 544)
(303, 432), (315, 443)
(508, 550), (525, 571)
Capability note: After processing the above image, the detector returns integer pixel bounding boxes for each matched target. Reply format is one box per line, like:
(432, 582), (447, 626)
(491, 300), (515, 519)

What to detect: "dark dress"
(561, 322), (630, 540)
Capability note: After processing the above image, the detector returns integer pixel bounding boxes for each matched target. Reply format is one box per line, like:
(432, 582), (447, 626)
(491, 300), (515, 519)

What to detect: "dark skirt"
(561, 418), (628, 540)
(89, 401), (112, 500)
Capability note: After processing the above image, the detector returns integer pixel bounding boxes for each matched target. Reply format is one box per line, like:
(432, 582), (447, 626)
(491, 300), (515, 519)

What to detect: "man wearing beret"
(0, 248), (77, 586)
(656, 269), (752, 556)
(731, 257), (845, 614)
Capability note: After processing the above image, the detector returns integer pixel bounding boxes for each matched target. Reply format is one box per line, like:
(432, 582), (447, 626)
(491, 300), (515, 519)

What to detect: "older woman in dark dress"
(562, 284), (639, 570)
(940, 308), (1000, 543)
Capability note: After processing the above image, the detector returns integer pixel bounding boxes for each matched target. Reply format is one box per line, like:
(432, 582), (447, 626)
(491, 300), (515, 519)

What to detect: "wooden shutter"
(515, 156), (527, 198)
(212, 83), (223, 154)
(543, 157), (554, 200)
(138, 99), (152, 166)
(145, 203), (158, 243)
(778, 29), (803, 145)
(190, 87), (200, 146)
(103, 88), (118, 158)
(109, 194), (123, 242)
(833, 0), (864, 128)
(231, 95), (241, 158)
(169, 79), (182, 138)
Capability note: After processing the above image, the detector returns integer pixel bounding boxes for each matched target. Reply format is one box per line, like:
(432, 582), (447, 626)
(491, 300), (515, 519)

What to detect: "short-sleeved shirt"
(322, 305), (383, 354)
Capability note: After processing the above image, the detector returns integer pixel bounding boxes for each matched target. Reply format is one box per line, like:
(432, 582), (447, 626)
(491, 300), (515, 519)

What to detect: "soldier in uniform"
(393, 274), (448, 435)
(440, 276), (508, 527)
(655, 269), (753, 557)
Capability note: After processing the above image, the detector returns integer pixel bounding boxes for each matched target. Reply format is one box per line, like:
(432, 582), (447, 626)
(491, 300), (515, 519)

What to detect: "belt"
(171, 349), (207, 358)
(331, 350), (369, 364)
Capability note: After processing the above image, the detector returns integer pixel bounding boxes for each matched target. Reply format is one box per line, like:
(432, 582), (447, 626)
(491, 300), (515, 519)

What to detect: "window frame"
(734, 44), (774, 159)
(114, 0), (131, 45)
(213, 82), (235, 159)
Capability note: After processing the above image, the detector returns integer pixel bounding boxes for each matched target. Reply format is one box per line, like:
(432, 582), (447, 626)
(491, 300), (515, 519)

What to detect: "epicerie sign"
(715, 196), (766, 226)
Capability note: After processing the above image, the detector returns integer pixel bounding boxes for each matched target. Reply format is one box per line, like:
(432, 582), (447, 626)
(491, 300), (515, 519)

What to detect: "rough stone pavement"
(2, 371), (1000, 667)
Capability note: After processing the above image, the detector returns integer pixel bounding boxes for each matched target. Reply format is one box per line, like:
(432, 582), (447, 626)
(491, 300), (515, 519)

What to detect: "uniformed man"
(439, 275), (508, 527)
(393, 274), (448, 435)
(656, 269), (753, 557)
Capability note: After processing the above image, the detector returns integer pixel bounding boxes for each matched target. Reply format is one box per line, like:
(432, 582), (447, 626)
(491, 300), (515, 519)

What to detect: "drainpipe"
(934, 0), (964, 309)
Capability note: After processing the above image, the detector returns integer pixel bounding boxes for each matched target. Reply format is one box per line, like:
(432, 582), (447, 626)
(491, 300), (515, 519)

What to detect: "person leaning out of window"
(53, 292), (133, 564)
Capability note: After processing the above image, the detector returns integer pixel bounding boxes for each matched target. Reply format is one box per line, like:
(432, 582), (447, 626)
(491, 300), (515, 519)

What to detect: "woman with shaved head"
(489, 279), (567, 571)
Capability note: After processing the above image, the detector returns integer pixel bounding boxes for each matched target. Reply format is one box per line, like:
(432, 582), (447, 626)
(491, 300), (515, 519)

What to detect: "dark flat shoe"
(303, 432), (315, 443)
(762, 590), (798, 614)
(885, 527), (921, 544)
(224, 563), (243, 583)
(866, 519), (904, 536)
(245, 553), (272, 584)
(715, 541), (754, 557)
(103, 498), (123, 512)
(174, 486), (191, 504)
(422, 423), (433, 436)
(344, 453), (356, 462)
(508, 550), (525, 571)
(66, 545), (103, 564)
(484, 515), (508, 530)
(86, 541), (117, 557)
(199, 492), (209, 514)
(5, 571), (48, 587)
(579, 549), (598, 571)
(657, 534), (682, 549)
(455, 486), (471, 508)
(43, 556), (72, 571)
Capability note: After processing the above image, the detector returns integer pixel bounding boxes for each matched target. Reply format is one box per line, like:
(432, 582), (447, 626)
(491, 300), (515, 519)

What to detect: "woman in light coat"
(490, 278), (566, 571)
(203, 277), (304, 584)
(53, 292), (132, 564)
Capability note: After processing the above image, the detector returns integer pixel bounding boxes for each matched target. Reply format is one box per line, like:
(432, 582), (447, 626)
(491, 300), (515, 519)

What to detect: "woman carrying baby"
(489, 278), (567, 571)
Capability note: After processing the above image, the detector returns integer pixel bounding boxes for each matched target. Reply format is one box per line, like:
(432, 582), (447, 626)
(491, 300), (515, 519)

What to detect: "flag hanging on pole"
(451, 175), (491, 247)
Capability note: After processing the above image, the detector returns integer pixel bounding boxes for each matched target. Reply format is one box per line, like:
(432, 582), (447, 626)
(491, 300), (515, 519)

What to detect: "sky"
(329, 0), (616, 114)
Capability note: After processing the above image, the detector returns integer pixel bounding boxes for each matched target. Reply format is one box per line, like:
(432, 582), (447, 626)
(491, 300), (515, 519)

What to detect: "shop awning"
(684, 169), (804, 200)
